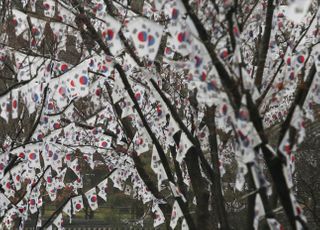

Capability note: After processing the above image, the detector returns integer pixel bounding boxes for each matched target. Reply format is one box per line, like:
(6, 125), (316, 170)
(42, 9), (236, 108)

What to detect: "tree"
(0, 0), (318, 229)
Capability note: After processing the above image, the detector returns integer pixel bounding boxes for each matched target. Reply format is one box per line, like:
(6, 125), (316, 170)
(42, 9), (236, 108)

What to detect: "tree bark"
(205, 106), (230, 229)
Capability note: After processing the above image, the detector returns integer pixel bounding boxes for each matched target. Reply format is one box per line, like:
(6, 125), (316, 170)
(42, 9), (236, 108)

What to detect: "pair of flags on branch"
(0, 81), (43, 122)
(59, 178), (108, 225)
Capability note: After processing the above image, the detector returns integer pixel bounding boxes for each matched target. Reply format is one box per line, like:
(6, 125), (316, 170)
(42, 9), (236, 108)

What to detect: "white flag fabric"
(266, 218), (282, 230)
(0, 93), (10, 122)
(253, 194), (265, 230)
(126, 18), (164, 61)
(25, 144), (41, 170)
(181, 218), (189, 230)
(70, 158), (81, 178)
(29, 183), (42, 214)
(99, 15), (122, 55)
(44, 168), (57, 201)
(63, 200), (72, 218)
(85, 188), (98, 211)
(11, 89), (19, 119)
(176, 133), (193, 164)
(132, 130), (149, 156)
(97, 177), (108, 201)
(72, 195), (84, 214)
(152, 204), (165, 227)
(53, 213), (63, 229)
(0, 193), (11, 213)
(43, 0), (55, 17)
(55, 168), (67, 190)
(285, 0), (312, 23)
(170, 201), (184, 229)
(11, 10), (28, 36)
(169, 181), (186, 202)
(10, 164), (22, 191)
(0, 153), (9, 179)
(109, 169), (125, 191)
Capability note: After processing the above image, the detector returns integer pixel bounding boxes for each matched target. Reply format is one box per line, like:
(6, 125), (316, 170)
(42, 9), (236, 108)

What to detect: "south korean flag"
(10, 164), (23, 191)
(127, 18), (164, 61)
(152, 203), (165, 228)
(42, 0), (55, 17)
(70, 158), (81, 178)
(53, 213), (63, 229)
(170, 201), (184, 229)
(97, 177), (108, 201)
(25, 143), (41, 170)
(72, 195), (84, 214)
(63, 200), (72, 223)
(85, 188), (98, 211)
